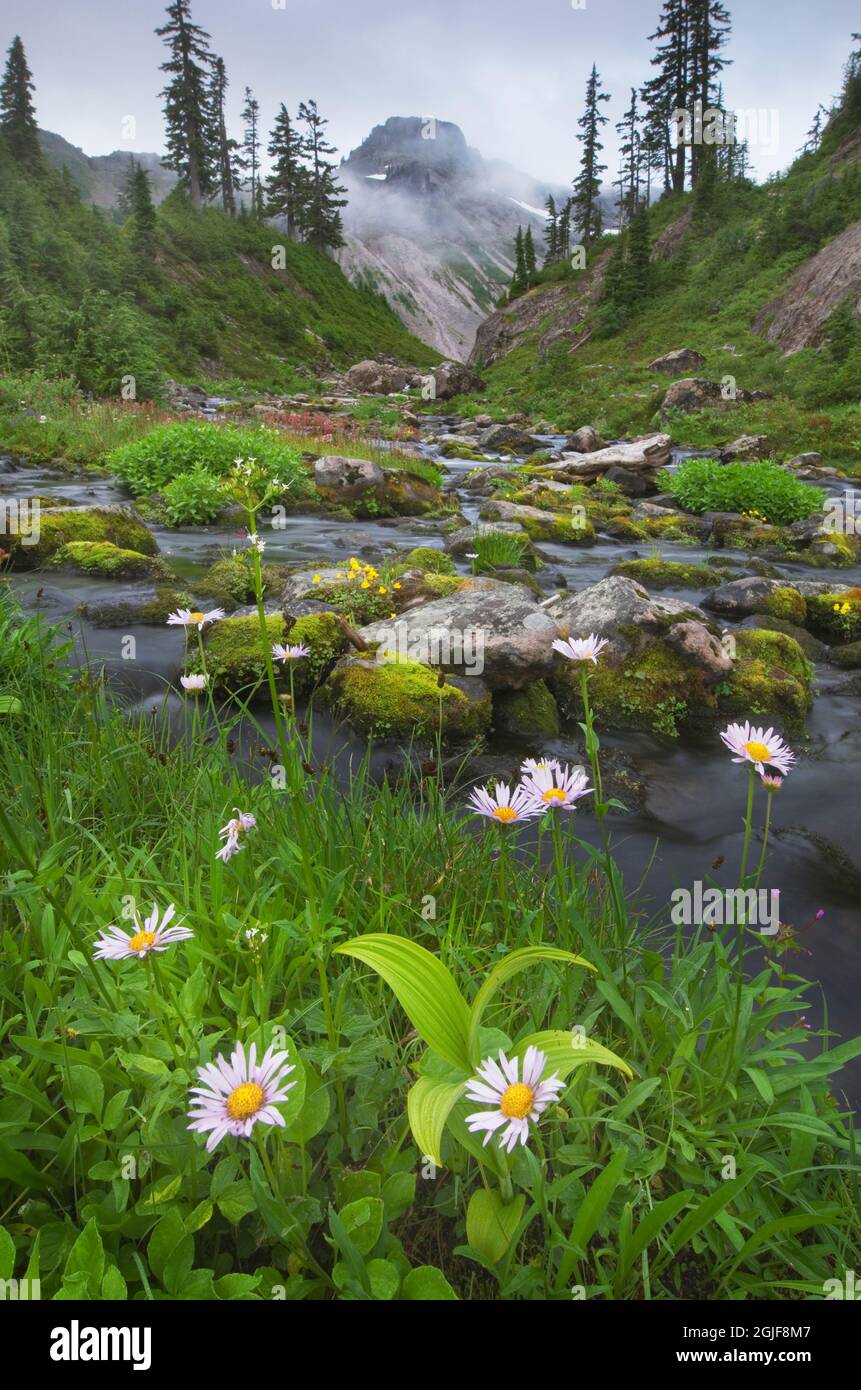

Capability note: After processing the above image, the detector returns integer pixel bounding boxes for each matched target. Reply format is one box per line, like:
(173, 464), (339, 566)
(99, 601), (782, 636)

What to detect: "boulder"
(719, 434), (771, 462)
(445, 521), (531, 557)
(604, 465), (649, 497)
(787, 452), (824, 469)
(325, 656), (492, 743)
(476, 424), (542, 454)
(356, 582), (560, 690)
(704, 577), (805, 621)
(661, 378), (768, 414)
(5, 504), (158, 571)
(431, 361), (484, 400)
(314, 455), (385, 502)
(479, 498), (595, 545)
(648, 348), (706, 374)
(549, 577), (717, 668)
(345, 361), (417, 394)
(564, 425), (606, 453)
(557, 433), (672, 480)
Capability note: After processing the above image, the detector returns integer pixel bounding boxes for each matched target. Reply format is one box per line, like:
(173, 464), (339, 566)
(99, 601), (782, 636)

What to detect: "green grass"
(0, 586), (859, 1301)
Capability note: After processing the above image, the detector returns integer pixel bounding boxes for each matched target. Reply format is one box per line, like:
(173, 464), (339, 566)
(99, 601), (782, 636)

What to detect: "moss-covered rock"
(404, 547), (455, 575)
(7, 505), (158, 570)
(601, 514), (649, 542)
(720, 629), (813, 731)
(80, 586), (193, 627)
(830, 640), (861, 669)
(282, 612), (349, 695)
(805, 590), (861, 643)
(638, 513), (701, 544)
(324, 657), (492, 742)
(553, 642), (717, 737)
(479, 499), (596, 546)
(611, 557), (721, 589)
(50, 541), (171, 580)
(197, 556), (257, 610)
(493, 681), (560, 737)
(762, 586), (807, 625)
(192, 614), (287, 694)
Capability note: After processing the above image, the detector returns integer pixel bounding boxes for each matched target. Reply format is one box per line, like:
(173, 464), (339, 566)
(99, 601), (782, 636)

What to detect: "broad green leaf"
(401, 1265), (459, 1300)
(63, 1065), (104, 1121)
(335, 934), (472, 1073)
(283, 1060), (329, 1144)
(407, 1076), (467, 1168)
(101, 1265), (127, 1300)
(0, 697), (23, 715)
(366, 1258), (400, 1301)
(467, 947), (595, 1063)
(64, 1218), (104, 1296)
(617, 1190), (693, 1286)
(466, 1188), (525, 1264)
(512, 1029), (633, 1082)
(0, 1225), (15, 1281)
(339, 1196), (384, 1255)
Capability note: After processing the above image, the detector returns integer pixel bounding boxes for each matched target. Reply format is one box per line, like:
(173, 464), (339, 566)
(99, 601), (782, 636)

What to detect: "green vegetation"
(470, 529), (530, 574)
(665, 458), (824, 524)
(108, 420), (311, 497)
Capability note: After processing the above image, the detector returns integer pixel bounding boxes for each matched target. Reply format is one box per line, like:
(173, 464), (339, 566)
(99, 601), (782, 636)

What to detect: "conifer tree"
(557, 197), (573, 259)
(544, 195), (559, 265)
(572, 64), (610, 249)
(688, 0), (732, 185)
(156, 0), (215, 208)
(125, 158), (157, 251)
(238, 87), (263, 218)
(510, 227), (527, 295)
(210, 57), (239, 216)
(0, 36), (42, 167)
(266, 104), (307, 239)
(523, 225), (537, 280)
(297, 100), (347, 251)
(615, 89), (643, 226)
(642, 0), (690, 194)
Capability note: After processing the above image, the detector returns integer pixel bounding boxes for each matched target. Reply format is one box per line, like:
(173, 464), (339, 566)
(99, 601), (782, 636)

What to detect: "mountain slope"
(338, 116), (579, 360)
(0, 145), (436, 396)
(39, 129), (177, 209)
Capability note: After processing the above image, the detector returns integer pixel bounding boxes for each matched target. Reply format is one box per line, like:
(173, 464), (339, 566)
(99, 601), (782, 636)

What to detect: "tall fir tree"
(266, 105), (307, 239)
(543, 195), (559, 265)
(572, 64), (610, 249)
(0, 35), (42, 167)
(155, 0), (215, 208)
(210, 57), (239, 216)
(557, 197), (573, 259)
(238, 87), (263, 218)
(510, 226), (527, 295)
(688, 0), (732, 185)
(642, 0), (690, 194)
(124, 158), (157, 252)
(615, 88), (643, 226)
(297, 100), (347, 251)
(523, 225), (537, 279)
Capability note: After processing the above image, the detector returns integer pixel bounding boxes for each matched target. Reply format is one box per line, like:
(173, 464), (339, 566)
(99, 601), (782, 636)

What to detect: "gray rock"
(648, 348), (706, 374)
(564, 425), (606, 453)
(719, 434), (771, 462)
(345, 361), (418, 394)
(477, 424), (542, 454)
(704, 577), (789, 618)
(445, 522), (529, 556)
(604, 465), (649, 497)
(551, 576), (712, 666)
(787, 452), (823, 469)
(314, 455), (385, 501)
(432, 362), (484, 400)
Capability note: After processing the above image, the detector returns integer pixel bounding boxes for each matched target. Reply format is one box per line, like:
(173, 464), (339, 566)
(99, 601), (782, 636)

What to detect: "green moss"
(805, 590), (861, 642)
(552, 643), (716, 737)
(283, 612), (348, 695)
(720, 628), (813, 731)
(601, 513), (648, 541)
(7, 506), (158, 570)
(50, 541), (170, 579)
(493, 681), (560, 737)
(762, 586), (807, 625)
(612, 557), (721, 589)
(510, 487), (576, 510)
(404, 547), (455, 575)
(197, 556), (256, 609)
(193, 614), (286, 694)
(325, 658), (491, 742)
(423, 573), (464, 598)
(522, 511), (596, 545)
(639, 514), (701, 544)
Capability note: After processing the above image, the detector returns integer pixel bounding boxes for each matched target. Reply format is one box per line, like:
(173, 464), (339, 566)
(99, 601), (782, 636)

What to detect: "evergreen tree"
(625, 204), (652, 302)
(155, 0), (215, 208)
(210, 57), (239, 216)
(558, 197), (573, 259)
(510, 226), (527, 295)
(543, 195), (559, 265)
(0, 36), (42, 167)
(615, 89), (643, 226)
(266, 104), (307, 239)
(125, 158), (157, 252)
(801, 105), (828, 155)
(642, 0), (691, 194)
(572, 64), (610, 249)
(688, 0), (732, 185)
(841, 33), (861, 126)
(238, 87), (263, 218)
(523, 225), (537, 279)
(297, 100), (347, 251)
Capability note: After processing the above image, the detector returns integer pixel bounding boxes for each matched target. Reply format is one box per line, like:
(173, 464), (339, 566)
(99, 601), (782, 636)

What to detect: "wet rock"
(80, 585), (193, 628)
(6, 504), (158, 571)
(558, 433), (672, 480)
(356, 582), (560, 690)
(564, 425), (606, 453)
(345, 361), (418, 394)
(324, 655), (492, 742)
(493, 681), (560, 737)
(787, 452), (824, 469)
(445, 521), (530, 556)
(704, 577), (804, 620)
(660, 378), (768, 414)
(648, 348), (706, 374)
(830, 640), (861, 669)
(50, 541), (172, 581)
(431, 362), (484, 400)
(719, 434), (771, 462)
(664, 620), (733, 680)
(604, 464), (649, 497)
(479, 498), (595, 545)
(738, 615), (827, 661)
(550, 577), (714, 666)
(476, 423), (542, 454)
(314, 455), (385, 501)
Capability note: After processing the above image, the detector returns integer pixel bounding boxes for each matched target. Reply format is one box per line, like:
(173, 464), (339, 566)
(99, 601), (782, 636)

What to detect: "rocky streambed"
(3, 414), (861, 1092)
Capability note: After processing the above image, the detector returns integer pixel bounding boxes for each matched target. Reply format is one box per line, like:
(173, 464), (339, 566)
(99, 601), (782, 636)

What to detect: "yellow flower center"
(542, 787), (567, 804)
(128, 930), (156, 953)
(492, 806), (519, 823)
(226, 1081), (265, 1121)
(189, 612), (205, 624)
(745, 740), (772, 763)
(500, 1082), (534, 1120)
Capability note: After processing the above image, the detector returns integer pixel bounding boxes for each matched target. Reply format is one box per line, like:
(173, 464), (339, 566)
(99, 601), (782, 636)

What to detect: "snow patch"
(507, 197), (549, 220)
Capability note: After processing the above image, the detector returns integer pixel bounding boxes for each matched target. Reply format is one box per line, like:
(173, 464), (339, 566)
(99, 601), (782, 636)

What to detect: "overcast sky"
(3, 0), (857, 184)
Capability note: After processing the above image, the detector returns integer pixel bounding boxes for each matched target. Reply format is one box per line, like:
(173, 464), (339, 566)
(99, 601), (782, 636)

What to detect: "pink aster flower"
(552, 634), (609, 665)
(761, 773), (784, 791)
(180, 674), (208, 693)
(468, 782), (542, 825)
(521, 762), (593, 813)
(465, 1046), (565, 1153)
(167, 607), (225, 631)
(93, 902), (193, 961)
(272, 643), (311, 663)
(216, 809), (257, 863)
(187, 1040), (296, 1153)
(520, 757), (561, 776)
(720, 722), (796, 777)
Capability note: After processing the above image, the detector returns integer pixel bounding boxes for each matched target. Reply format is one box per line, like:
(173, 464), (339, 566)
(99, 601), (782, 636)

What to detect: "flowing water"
(4, 428), (860, 1096)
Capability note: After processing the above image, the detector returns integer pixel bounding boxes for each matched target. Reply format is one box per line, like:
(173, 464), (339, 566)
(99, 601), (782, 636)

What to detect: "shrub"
(665, 458), (824, 525)
(162, 466), (226, 526)
(108, 421), (312, 497)
(471, 530), (529, 573)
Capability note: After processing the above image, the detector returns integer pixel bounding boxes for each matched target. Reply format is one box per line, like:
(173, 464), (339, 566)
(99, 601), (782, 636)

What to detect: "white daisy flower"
(187, 1041), (296, 1153)
(720, 722), (796, 777)
(522, 762), (593, 812)
(272, 643), (311, 662)
(215, 810), (257, 863)
(167, 607), (225, 631)
(180, 674), (209, 692)
(520, 757), (561, 776)
(93, 903), (193, 961)
(468, 782), (542, 825)
(553, 634), (610, 665)
(465, 1046), (565, 1153)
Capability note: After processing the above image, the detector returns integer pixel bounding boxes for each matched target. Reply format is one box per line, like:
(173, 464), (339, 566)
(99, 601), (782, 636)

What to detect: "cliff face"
(338, 116), (576, 360)
(469, 252), (611, 369)
(753, 217), (861, 352)
(39, 130), (177, 207)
